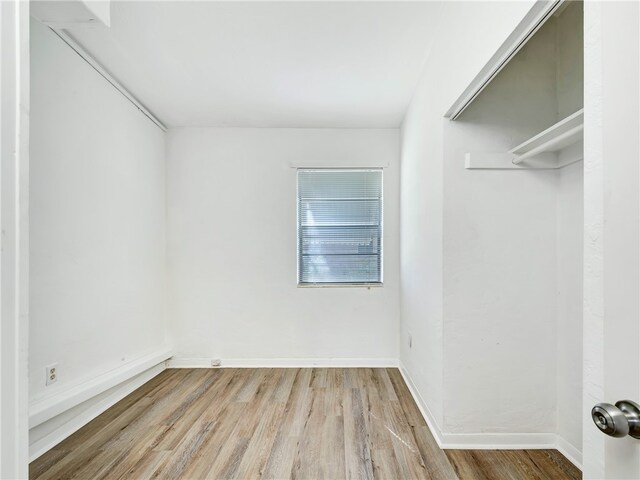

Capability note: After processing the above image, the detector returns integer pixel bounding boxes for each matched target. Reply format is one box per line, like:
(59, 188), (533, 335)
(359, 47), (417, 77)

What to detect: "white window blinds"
(297, 169), (383, 285)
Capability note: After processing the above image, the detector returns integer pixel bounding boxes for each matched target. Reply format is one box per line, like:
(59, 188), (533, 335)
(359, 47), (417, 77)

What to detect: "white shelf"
(465, 109), (584, 170)
(510, 108), (583, 165)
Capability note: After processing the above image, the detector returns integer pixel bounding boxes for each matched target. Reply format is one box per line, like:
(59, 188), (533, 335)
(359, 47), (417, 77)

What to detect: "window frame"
(296, 168), (384, 287)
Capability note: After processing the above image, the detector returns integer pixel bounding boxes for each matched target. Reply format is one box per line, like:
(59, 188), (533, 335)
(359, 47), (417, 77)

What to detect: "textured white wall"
(400, 0), (538, 434)
(555, 4), (584, 459)
(401, 0), (584, 449)
(29, 19), (167, 402)
(400, 63), (445, 425)
(442, 16), (559, 436)
(167, 128), (400, 364)
(556, 161), (583, 455)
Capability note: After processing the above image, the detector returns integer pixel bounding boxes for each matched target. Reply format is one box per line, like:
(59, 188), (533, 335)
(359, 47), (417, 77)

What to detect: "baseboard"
(398, 363), (446, 448)
(556, 435), (583, 471)
(439, 432), (557, 449)
(167, 357), (399, 368)
(29, 347), (172, 461)
(29, 347), (172, 428)
(399, 362), (582, 469)
(29, 362), (166, 461)
(27, 353), (583, 471)
(167, 357), (221, 368)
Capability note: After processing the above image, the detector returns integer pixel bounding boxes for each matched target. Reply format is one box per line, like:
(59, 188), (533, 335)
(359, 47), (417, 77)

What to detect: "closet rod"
(50, 28), (167, 133)
(512, 124), (584, 164)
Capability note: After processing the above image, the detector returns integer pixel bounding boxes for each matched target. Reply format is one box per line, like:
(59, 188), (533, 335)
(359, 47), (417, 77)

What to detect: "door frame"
(0, 0), (30, 477)
(583, 1), (640, 478)
(2, 1), (639, 479)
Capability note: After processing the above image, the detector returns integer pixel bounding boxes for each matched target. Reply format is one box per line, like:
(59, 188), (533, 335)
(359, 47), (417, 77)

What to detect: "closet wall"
(401, 0), (583, 460)
(554, 1), (584, 456)
(400, 0), (538, 431)
(444, 1), (583, 449)
(556, 160), (583, 454)
(442, 10), (560, 438)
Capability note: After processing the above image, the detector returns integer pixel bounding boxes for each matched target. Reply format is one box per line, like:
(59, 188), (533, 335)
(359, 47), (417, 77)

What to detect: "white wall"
(442, 14), (559, 438)
(29, 18), (167, 405)
(556, 161), (583, 456)
(167, 128), (400, 364)
(401, 0), (583, 455)
(554, 2), (584, 458)
(400, 59), (445, 425)
(400, 0), (538, 436)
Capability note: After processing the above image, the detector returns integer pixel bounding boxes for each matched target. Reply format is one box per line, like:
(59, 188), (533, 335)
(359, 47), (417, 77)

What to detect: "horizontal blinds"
(298, 169), (382, 284)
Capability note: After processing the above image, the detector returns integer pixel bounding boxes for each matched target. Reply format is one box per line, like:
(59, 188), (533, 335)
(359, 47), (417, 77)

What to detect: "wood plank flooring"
(30, 368), (581, 480)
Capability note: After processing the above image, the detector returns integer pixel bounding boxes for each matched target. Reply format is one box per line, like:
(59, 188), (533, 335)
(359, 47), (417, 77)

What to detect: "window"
(297, 169), (383, 285)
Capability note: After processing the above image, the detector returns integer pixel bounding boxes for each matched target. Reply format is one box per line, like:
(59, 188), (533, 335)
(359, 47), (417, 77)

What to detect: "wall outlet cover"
(46, 363), (58, 386)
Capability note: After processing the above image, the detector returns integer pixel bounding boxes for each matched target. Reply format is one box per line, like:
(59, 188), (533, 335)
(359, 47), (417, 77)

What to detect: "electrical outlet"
(408, 333), (413, 349)
(46, 363), (58, 386)
(211, 359), (222, 367)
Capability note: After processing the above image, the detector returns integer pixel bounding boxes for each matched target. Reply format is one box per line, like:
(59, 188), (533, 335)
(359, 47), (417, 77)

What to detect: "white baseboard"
(167, 357), (221, 368)
(439, 432), (557, 450)
(167, 357), (399, 368)
(30, 347), (172, 428)
(556, 435), (583, 471)
(398, 363), (446, 448)
(399, 362), (582, 470)
(28, 348), (172, 462)
(29, 362), (166, 462)
(27, 354), (583, 472)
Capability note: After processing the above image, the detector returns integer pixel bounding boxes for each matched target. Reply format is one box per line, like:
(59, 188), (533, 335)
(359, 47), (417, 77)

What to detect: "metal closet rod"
(50, 27), (167, 133)
(512, 124), (584, 165)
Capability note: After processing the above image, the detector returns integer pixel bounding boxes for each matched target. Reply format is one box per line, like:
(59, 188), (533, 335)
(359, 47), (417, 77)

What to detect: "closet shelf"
(465, 108), (584, 170)
(510, 108), (583, 164)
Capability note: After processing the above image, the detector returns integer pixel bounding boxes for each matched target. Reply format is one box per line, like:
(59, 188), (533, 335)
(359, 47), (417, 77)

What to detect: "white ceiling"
(67, 1), (440, 128)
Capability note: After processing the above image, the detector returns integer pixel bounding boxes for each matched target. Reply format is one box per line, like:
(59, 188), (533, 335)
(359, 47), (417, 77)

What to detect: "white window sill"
(297, 283), (383, 289)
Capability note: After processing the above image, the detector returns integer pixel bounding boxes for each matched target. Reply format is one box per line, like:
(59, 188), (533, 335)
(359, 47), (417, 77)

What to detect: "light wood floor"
(30, 368), (581, 480)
